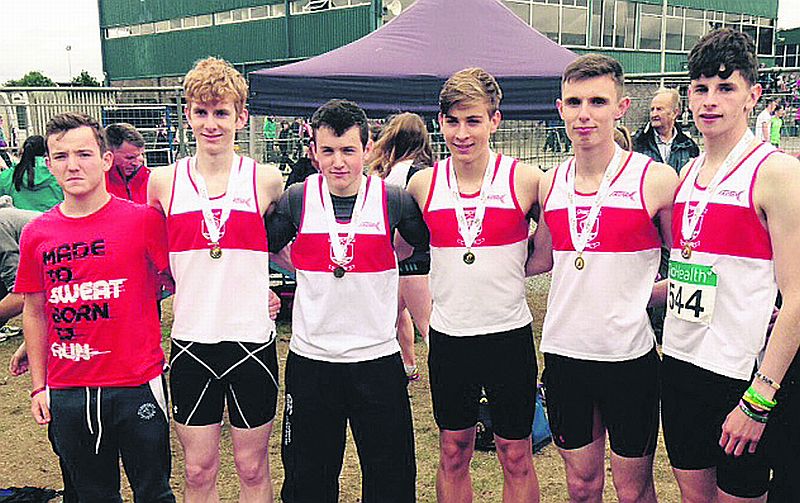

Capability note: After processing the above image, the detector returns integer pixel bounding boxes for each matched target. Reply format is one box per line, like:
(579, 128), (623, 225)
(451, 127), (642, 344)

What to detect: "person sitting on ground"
(369, 112), (433, 381)
(0, 135), (63, 212)
(105, 123), (149, 203)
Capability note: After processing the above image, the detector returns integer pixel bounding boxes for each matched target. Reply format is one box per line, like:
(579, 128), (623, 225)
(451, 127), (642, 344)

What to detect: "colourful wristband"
(744, 386), (777, 410)
(30, 386), (46, 399)
(739, 401), (769, 423)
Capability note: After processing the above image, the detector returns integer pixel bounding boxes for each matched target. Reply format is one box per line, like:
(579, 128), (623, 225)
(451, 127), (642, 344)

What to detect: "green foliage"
(5, 71), (56, 87)
(71, 70), (102, 87)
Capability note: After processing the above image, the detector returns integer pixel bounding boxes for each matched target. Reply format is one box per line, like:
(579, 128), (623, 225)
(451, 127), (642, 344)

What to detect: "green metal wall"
(102, 5), (373, 81)
(629, 0), (777, 19)
(779, 27), (800, 45)
(100, 0), (285, 27)
(575, 49), (688, 73)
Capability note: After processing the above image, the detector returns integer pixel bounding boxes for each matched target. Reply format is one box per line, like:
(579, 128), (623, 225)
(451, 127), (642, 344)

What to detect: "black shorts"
(661, 356), (770, 498)
(169, 339), (279, 428)
(428, 324), (538, 440)
(765, 351), (800, 502)
(281, 351), (415, 503)
(542, 348), (659, 458)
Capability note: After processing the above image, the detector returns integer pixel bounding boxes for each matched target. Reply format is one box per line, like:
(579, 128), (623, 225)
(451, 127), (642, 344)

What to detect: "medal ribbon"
(192, 155), (243, 246)
(680, 129), (755, 244)
(446, 154), (496, 251)
(566, 145), (626, 256)
(320, 175), (368, 267)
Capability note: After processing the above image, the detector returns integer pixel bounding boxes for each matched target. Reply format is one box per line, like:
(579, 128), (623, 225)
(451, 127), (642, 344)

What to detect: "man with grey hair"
(633, 87), (699, 173)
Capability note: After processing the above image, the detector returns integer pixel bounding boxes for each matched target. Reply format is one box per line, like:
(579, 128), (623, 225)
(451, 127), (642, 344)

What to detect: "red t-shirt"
(15, 196), (169, 388)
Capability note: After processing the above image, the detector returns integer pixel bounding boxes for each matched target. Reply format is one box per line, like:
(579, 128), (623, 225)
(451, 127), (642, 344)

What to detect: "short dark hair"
(105, 123), (145, 149)
(45, 112), (108, 153)
(688, 28), (758, 86)
(311, 99), (369, 147)
(562, 54), (624, 96)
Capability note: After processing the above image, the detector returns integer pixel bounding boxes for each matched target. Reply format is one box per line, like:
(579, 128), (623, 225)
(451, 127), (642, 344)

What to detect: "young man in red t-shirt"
(16, 112), (175, 502)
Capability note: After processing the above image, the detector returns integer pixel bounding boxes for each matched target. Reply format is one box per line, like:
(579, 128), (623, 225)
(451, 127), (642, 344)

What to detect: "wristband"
(744, 386), (777, 410)
(739, 401), (769, 423)
(30, 386), (46, 399)
(754, 371), (781, 391)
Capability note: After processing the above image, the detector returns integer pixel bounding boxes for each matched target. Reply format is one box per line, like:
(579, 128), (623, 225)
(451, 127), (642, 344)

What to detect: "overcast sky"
(2, 0), (799, 84)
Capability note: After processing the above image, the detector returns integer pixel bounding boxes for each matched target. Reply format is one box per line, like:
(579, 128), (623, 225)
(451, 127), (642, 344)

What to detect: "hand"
(9, 342), (28, 376)
(31, 392), (51, 425)
(719, 406), (766, 457)
(268, 289), (281, 321)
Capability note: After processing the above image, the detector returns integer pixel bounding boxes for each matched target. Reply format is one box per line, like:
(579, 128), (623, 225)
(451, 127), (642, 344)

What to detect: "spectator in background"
(632, 87), (700, 173)
(284, 141), (318, 189)
(263, 116), (278, 163)
(614, 124), (633, 151)
(278, 120), (293, 171)
(0, 116), (12, 169)
(105, 123), (149, 203)
(755, 98), (778, 142)
(0, 135), (63, 212)
(770, 103), (785, 148)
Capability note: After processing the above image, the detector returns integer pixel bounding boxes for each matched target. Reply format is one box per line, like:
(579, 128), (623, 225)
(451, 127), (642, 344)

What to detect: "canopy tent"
(249, 0), (577, 119)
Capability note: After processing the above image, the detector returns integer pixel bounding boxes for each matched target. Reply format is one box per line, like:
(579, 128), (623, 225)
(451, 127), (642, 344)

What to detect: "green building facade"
(98, 0), (780, 84)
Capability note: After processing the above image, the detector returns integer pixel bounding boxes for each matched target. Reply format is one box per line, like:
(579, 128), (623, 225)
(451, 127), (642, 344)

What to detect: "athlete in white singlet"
(148, 57), (284, 503)
(527, 54), (677, 503)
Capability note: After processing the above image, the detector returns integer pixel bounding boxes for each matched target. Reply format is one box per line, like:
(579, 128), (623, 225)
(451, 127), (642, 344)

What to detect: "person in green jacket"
(770, 104), (785, 148)
(0, 135), (63, 211)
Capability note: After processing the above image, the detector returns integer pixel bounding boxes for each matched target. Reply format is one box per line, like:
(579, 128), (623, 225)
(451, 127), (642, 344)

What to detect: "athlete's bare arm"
(406, 167), (433, 211)
(22, 291), (49, 424)
(643, 161), (679, 306)
(525, 168), (555, 276)
(514, 162), (543, 217)
(720, 152), (800, 455)
(146, 164), (176, 214)
(255, 162), (284, 216)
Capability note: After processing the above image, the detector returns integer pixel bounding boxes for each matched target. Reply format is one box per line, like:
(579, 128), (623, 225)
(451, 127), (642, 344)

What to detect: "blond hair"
(183, 57), (248, 113)
(369, 113), (432, 178)
(439, 68), (502, 116)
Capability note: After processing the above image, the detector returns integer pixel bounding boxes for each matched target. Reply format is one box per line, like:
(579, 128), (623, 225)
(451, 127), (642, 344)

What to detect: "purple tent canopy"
(249, 0), (577, 119)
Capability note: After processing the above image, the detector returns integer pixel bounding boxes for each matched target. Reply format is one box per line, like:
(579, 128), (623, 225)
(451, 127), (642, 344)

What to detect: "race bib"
(667, 261), (717, 325)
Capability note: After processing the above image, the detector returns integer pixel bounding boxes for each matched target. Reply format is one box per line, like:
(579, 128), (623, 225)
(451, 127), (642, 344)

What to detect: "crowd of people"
(1, 27), (799, 503)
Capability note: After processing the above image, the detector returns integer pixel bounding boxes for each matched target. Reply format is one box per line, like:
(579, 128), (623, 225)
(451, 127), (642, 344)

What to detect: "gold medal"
(210, 243), (222, 259)
(681, 244), (692, 260)
(574, 254), (585, 270)
(463, 251), (475, 265)
(333, 266), (346, 278)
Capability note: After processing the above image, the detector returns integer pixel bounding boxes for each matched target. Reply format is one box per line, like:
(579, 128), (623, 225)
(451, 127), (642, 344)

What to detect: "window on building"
(614, 0), (635, 49)
(140, 23), (155, 35)
(251, 6), (268, 19)
(197, 14), (212, 26)
(532, 3), (560, 43)
(183, 16), (197, 28)
(561, 4), (587, 45)
(665, 14), (682, 51)
(169, 19), (183, 30)
(272, 4), (286, 16)
(106, 27), (131, 39)
(129, 24), (141, 36)
(684, 10), (705, 51)
(506, 1), (530, 25)
(639, 4), (661, 50)
(590, 0), (601, 46)
(232, 8), (249, 22)
(215, 11), (232, 24)
(601, 0), (614, 46)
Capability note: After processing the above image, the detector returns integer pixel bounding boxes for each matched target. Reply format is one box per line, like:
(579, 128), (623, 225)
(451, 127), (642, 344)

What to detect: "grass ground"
(0, 275), (682, 502)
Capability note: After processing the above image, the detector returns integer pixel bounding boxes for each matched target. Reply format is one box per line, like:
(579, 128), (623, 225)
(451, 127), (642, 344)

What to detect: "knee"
(184, 457), (219, 489)
(234, 454), (267, 486)
(496, 439), (534, 479)
(439, 436), (473, 475)
(616, 482), (652, 503)
(566, 470), (604, 502)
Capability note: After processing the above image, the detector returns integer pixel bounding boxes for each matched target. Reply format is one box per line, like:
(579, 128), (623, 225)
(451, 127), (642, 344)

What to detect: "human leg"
(48, 388), (124, 503)
(485, 325), (539, 503)
(557, 435), (606, 503)
(348, 353), (416, 503)
(174, 423), (222, 502)
(115, 378), (176, 503)
(281, 352), (348, 503)
(231, 423), (274, 503)
(437, 428), (477, 503)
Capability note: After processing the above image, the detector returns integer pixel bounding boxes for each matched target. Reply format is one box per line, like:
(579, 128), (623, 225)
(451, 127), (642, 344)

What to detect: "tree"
(5, 71), (56, 87)
(71, 71), (101, 87)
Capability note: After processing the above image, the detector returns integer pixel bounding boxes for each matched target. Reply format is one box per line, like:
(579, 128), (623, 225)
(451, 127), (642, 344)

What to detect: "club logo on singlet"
(609, 190), (637, 201)
(717, 189), (744, 202)
(329, 237), (355, 269)
(680, 202), (706, 252)
(576, 208), (601, 249)
(201, 210), (228, 242)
